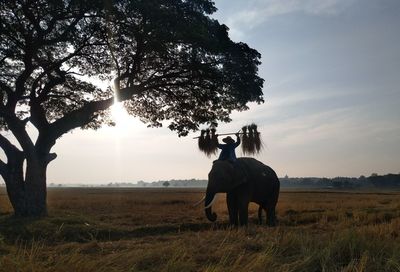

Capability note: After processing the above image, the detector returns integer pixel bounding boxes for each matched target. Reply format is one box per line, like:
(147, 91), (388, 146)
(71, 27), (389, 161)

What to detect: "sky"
(5, 0), (400, 184)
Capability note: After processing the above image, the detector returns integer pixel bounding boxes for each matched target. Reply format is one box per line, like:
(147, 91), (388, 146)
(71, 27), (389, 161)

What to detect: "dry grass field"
(1, 187), (400, 272)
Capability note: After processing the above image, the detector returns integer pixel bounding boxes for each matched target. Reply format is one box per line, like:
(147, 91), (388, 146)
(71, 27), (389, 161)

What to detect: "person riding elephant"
(215, 133), (247, 184)
(216, 133), (241, 162)
(199, 157), (280, 226)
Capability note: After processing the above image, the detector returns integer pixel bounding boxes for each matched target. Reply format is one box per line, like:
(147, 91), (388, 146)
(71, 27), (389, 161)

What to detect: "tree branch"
(47, 84), (145, 142)
(0, 80), (13, 95)
(3, 116), (35, 156)
(0, 134), (21, 156)
(0, 159), (7, 180)
(0, 134), (24, 179)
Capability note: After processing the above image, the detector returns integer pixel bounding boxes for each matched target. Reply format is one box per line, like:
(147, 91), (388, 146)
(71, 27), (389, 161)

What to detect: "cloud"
(263, 102), (400, 148)
(217, 0), (356, 39)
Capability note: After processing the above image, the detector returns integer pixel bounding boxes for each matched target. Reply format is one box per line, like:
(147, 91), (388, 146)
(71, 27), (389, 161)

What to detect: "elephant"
(200, 157), (280, 226)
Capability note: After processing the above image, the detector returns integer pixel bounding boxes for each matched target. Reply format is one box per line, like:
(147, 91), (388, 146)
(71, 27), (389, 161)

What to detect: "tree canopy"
(0, 0), (264, 139)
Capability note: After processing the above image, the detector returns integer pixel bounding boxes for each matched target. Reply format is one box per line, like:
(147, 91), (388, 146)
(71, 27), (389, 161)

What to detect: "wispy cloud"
(263, 103), (400, 147)
(224, 86), (364, 126)
(218, 0), (356, 39)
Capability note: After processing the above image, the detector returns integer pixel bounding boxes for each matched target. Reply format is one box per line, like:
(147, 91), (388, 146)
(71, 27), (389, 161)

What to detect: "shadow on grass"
(5, 209), (382, 245)
(0, 212), (346, 245)
(0, 213), (234, 244)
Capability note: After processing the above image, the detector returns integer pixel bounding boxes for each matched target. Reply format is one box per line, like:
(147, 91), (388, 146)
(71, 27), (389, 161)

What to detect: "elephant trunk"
(204, 192), (217, 222)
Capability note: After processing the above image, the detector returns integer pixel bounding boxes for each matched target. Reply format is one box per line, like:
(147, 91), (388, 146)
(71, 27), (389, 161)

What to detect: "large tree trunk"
(22, 158), (48, 216)
(1, 126), (56, 217)
(3, 152), (26, 216)
(4, 157), (48, 217)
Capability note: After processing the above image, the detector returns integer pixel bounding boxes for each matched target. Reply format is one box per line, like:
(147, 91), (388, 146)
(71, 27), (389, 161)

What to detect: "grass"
(1, 187), (400, 271)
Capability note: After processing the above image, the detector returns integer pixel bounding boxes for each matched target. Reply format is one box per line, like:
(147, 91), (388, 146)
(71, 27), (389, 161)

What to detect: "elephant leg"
(258, 206), (268, 225)
(238, 201), (249, 226)
(258, 206), (263, 225)
(226, 193), (238, 226)
(266, 205), (277, 227)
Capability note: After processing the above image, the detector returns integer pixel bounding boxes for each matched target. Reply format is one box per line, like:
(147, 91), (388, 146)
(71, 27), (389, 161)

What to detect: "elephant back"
(237, 157), (279, 181)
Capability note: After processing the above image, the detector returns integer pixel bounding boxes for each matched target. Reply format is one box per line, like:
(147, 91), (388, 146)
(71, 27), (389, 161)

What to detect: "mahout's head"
(222, 136), (235, 144)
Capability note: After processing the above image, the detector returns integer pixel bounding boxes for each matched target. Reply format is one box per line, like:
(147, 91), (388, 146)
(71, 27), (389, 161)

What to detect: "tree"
(0, 0), (264, 216)
(162, 181), (170, 188)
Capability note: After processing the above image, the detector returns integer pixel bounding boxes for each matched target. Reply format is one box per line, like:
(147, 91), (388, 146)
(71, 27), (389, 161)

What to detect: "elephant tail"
(272, 176), (280, 206)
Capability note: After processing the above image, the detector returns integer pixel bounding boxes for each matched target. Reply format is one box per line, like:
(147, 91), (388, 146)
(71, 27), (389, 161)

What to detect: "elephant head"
(203, 160), (247, 222)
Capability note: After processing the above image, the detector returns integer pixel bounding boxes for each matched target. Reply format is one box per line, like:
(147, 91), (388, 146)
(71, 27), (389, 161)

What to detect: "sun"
(111, 102), (127, 122)
(109, 102), (145, 136)
(110, 102), (131, 132)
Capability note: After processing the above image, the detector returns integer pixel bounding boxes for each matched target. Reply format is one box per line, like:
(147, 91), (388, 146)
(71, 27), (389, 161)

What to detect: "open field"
(1, 187), (400, 272)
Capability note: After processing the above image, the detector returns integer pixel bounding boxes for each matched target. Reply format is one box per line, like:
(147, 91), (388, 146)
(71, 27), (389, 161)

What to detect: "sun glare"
(110, 102), (131, 133)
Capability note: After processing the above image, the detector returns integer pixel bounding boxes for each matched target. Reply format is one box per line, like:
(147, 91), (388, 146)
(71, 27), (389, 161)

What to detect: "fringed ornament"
(196, 124), (263, 157)
(198, 129), (206, 152)
(197, 127), (218, 157)
(241, 123), (263, 155)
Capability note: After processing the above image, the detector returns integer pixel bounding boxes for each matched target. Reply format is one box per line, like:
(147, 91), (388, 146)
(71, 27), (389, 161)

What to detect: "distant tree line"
(280, 173), (400, 189)
(104, 179), (208, 188)
(36, 173), (400, 189)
